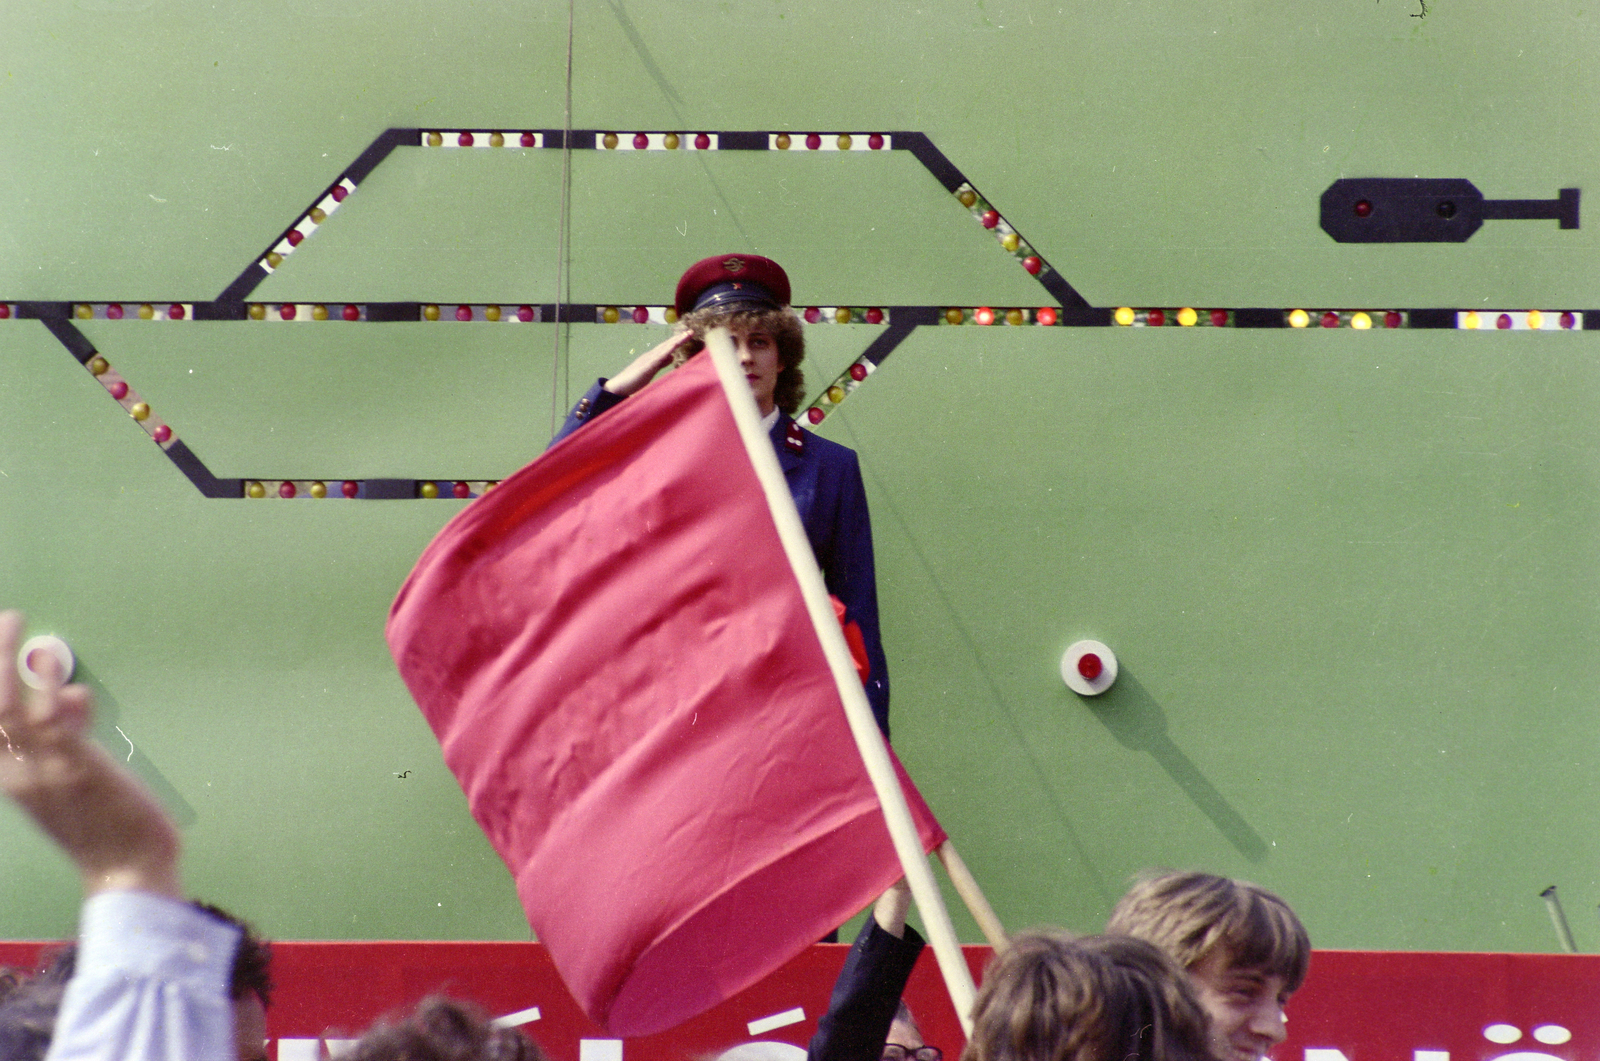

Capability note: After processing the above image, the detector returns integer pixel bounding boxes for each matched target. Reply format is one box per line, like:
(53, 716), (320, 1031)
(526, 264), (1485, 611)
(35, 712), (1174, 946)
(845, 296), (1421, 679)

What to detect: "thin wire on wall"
(550, 0), (576, 437)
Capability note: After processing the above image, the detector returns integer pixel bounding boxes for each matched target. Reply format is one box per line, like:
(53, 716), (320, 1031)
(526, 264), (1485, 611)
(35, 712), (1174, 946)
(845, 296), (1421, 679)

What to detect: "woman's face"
(731, 326), (781, 416)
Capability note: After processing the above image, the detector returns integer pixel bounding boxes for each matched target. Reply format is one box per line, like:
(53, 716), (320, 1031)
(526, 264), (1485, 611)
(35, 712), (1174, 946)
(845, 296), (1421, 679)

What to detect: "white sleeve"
(45, 891), (241, 1061)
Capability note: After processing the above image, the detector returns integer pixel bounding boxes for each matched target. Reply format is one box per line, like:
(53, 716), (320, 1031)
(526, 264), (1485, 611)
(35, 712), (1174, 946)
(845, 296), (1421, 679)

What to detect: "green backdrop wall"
(2, 0), (1598, 955)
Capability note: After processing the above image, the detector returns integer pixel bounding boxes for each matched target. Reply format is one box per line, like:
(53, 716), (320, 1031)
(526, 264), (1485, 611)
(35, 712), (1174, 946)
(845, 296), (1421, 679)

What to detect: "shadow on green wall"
(1087, 670), (1268, 864)
(78, 662), (198, 828)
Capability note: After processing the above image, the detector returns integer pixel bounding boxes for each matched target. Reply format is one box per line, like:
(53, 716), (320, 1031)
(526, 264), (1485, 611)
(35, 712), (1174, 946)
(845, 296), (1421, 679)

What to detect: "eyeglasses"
(882, 1046), (942, 1061)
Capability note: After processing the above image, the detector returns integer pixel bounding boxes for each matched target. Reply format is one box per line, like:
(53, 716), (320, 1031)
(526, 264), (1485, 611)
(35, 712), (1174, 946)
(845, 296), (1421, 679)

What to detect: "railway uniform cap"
(675, 254), (792, 317)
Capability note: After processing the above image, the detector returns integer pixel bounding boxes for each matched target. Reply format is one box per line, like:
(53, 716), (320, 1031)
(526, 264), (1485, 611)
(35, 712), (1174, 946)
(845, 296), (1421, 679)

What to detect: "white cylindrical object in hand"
(17, 635), (75, 690)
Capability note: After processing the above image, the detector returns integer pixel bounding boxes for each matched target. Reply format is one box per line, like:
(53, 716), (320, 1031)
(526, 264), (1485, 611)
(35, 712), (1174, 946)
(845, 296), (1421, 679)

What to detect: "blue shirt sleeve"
(45, 891), (241, 1061)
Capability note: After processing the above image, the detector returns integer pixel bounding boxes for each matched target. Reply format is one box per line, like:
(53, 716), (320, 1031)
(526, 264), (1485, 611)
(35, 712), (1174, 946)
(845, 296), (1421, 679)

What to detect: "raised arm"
(808, 879), (926, 1061)
(604, 331), (696, 398)
(0, 612), (240, 1061)
(0, 611), (180, 899)
(549, 330), (698, 447)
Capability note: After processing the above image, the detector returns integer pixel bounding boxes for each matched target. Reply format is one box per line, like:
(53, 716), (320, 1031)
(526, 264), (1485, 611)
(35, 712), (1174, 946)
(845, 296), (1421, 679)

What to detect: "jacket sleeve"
(548, 380), (627, 449)
(828, 450), (890, 738)
(807, 919), (926, 1061)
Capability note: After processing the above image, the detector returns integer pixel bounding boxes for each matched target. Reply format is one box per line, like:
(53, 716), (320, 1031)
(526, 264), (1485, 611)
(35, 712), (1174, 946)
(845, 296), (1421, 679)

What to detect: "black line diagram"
(0, 128), (1590, 499)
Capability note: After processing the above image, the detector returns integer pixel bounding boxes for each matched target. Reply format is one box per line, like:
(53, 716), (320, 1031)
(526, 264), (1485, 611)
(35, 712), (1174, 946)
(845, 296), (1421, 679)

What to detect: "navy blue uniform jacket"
(552, 377), (891, 737)
(808, 919), (926, 1061)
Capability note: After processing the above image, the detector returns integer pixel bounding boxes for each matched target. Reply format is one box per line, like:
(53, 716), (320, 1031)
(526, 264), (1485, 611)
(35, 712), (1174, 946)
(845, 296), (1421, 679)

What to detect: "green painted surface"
(2, 0), (1599, 957)
(828, 325), (1600, 949)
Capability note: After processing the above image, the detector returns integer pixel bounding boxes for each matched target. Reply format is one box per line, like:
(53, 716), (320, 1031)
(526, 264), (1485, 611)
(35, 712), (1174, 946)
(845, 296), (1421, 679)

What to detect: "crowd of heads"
(0, 856), (1306, 1061)
(958, 870), (1307, 1061)
(340, 996), (545, 1061)
(0, 954), (541, 1061)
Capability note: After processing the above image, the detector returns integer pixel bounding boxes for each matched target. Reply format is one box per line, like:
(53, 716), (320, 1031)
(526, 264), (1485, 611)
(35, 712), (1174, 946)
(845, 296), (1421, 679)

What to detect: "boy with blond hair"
(1106, 872), (1310, 1061)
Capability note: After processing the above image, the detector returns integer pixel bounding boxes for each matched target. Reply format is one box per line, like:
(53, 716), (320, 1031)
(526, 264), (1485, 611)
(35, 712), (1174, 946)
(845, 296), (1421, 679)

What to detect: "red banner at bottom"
(2, 942), (1593, 1061)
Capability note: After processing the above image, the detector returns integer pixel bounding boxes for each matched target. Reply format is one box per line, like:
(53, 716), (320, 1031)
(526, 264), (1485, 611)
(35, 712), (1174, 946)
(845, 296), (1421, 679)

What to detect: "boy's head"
(959, 931), (1214, 1061)
(1105, 872), (1309, 1061)
(886, 999), (934, 1061)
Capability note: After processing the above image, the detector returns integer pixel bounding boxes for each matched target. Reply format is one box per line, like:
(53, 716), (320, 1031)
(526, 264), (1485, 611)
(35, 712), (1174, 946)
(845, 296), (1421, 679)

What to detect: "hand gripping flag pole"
(703, 328), (981, 1035)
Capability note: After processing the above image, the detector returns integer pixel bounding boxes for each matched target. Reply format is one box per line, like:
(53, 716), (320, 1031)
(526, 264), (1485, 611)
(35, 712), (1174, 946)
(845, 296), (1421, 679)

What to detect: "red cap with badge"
(674, 254), (792, 317)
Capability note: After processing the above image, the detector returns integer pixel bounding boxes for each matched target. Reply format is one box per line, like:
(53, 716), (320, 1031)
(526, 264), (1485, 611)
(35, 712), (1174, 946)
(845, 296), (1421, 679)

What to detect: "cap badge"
(723, 256), (746, 273)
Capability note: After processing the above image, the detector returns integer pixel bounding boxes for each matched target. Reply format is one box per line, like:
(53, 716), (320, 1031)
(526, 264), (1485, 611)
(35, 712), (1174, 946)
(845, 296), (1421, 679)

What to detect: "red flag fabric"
(386, 353), (946, 1037)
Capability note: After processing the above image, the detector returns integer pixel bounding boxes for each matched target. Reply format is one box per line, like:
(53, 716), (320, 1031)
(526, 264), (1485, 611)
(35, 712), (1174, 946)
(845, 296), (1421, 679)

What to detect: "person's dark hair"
(0, 954), (70, 1061)
(190, 900), (274, 1007)
(678, 305), (806, 415)
(1105, 871), (1310, 992)
(0, 967), (25, 1008)
(892, 999), (921, 1040)
(959, 932), (1216, 1061)
(345, 995), (546, 1061)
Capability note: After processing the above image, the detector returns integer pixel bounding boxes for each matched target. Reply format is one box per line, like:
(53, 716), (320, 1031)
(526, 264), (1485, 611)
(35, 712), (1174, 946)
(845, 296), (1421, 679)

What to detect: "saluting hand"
(603, 329), (700, 397)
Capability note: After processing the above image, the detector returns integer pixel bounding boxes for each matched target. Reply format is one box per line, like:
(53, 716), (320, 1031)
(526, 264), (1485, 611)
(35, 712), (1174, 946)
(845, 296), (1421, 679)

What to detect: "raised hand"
(602, 329), (700, 397)
(0, 611), (181, 898)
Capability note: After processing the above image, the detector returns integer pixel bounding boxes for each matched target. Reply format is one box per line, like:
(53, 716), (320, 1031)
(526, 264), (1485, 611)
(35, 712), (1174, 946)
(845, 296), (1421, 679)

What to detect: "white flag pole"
(704, 329), (978, 1036)
(936, 841), (1008, 949)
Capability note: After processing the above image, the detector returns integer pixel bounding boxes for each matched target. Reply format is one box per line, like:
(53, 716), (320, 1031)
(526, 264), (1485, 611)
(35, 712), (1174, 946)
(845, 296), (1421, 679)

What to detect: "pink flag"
(386, 353), (946, 1037)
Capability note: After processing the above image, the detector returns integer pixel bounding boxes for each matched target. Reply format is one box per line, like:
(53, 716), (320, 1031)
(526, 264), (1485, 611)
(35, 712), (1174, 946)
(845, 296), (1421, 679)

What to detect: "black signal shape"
(1321, 179), (1579, 242)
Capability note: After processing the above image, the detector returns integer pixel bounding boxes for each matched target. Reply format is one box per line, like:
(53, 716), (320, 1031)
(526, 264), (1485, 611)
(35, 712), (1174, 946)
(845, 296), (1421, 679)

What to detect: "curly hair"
(960, 932), (1216, 1061)
(1105, 871), (1310, 992)
(677, 305), (806, 415)
(190, 900), (274, 1007)
(0, 948), (72, 1061)
(345, 996), (546, 1061)
(0, 967), (24, 1008)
